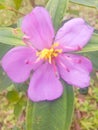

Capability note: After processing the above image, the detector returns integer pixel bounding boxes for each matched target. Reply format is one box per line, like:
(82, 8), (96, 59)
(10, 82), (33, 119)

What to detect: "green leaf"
(0, 67), (12, 91)
(0, 42), (12, 59)
(0, 0), (6, 9)
(70, 0), (98, 9)
(77, 33), (98, 53)
(13, 0), (23, 10)
(0, 0), (5, 2)
(84, 51), (98, 70)
(0, 43), (13, 91)
(14, 96), (26, 118)
(17, 18), (23, 27)
(14, 82), (28, 92)
(0, 27), (24, 46)
(6, 90), (19, 103)
(26, 82), (74, 130)
(12, 126), (20, 130)
(46, 0), (69, 31)
(0, 3), (6, 9)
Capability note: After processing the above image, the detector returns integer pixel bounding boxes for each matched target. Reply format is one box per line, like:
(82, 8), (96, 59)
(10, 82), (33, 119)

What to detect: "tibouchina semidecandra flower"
(2, 7), (94, 102)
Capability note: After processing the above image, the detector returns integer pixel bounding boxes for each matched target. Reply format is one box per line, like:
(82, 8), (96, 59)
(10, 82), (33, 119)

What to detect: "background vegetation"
(0, 0), (98, 130)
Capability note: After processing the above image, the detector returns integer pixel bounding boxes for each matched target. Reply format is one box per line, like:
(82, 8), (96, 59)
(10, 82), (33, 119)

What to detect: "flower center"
(36, 43), (62, 63)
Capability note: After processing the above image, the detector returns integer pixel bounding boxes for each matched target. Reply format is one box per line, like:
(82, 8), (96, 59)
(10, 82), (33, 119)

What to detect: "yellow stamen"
(36, 43), (62, 63)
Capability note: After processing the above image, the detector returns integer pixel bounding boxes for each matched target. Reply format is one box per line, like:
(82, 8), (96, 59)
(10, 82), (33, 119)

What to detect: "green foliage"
(13, 0), (23, 10)
(14, 82), (28, 92)
(76, 32), (98, 70)
(14, 96), (26, 118)
(17, 18), (23, 27)
(12, 127), (20, 130)
(46, 0), (69, 31)
(0, 27), (24, 46)
(74, 85), (98, 130)
(0, 0), (7, 9)
(26, 83), (74, 130)
(77, 33), (98, 53)
(85, 51), (98, 70)
(7, 89), (27, 118)
(0, 42), (13, 91)
(0, 0), (5, 2)
(0, 42), (12, 59)
(0, 3), (6, 9)
(32, 0), (49, 6)
(70, 0), (98, 8)
(6, 90), (19, 103)
(0, 67), (12, 91)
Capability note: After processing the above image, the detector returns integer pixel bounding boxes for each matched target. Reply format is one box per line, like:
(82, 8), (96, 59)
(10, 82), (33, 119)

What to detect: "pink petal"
(2, 47), (41, 83)
(64, 54), (93, 72)
(28, 62), (63, 102)
(22, 7), (54, 50)
(55, 18), (94, 52)
(57, 54), (92, 88)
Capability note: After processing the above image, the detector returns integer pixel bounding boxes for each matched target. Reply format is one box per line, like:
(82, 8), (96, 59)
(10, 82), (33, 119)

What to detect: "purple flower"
(2, 7), (94, 102)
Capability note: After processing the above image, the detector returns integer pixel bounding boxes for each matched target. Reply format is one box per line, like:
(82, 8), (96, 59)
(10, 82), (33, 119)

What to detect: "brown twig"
(74, 110), (81, 130)
(29, 0), (36, 7)
(7, 6), (25, 16)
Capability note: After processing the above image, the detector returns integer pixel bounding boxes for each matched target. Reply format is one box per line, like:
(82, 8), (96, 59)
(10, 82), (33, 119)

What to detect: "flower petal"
(55, 18), (94, 52)
(64, 54), (93, 72)
(2, 47), (40, 83)
(57, 54), (92, 88)
(22, 7), (54, 50)
(28, 62), (63, 102)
